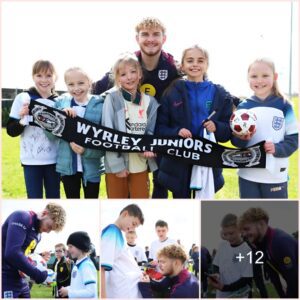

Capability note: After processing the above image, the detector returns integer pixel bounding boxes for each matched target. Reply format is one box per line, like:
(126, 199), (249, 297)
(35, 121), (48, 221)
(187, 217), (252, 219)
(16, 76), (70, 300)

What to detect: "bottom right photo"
(201, 201), (298, 299)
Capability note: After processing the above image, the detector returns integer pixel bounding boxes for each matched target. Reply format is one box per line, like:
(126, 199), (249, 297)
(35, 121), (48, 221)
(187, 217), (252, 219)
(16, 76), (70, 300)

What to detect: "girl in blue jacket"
(156, 45), (233, 198)
(55, 67), (104, 198)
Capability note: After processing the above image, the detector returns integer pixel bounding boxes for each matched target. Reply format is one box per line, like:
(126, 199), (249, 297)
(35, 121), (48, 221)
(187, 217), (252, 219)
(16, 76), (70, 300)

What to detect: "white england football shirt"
(67, 256), (97, 298)
(149, 238), (177, 261)
(101, 224), (142, 298)
(127, 244), (148, 264)
(213, 241), (253, 298)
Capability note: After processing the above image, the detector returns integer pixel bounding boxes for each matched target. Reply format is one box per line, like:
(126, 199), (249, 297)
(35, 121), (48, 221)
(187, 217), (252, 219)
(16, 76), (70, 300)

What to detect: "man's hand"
(140, 272), (150, 282)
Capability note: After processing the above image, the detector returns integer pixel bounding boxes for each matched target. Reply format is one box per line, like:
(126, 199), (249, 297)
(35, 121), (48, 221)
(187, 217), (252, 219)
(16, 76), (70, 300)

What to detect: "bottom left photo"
(1, 200), (100, 299)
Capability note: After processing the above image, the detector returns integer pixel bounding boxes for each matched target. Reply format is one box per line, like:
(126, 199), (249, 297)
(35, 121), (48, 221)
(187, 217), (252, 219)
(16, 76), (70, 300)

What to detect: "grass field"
(1, 97), (298, 199)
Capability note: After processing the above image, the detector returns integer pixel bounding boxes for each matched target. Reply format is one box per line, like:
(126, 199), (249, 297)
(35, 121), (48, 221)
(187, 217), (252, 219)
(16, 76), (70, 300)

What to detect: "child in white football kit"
(126, 231), (148, 266)
(58, 231), (97, 298)
(209, 214), (253, 298)
(232, 58), (298, 198)
(101, 204), (144, 298)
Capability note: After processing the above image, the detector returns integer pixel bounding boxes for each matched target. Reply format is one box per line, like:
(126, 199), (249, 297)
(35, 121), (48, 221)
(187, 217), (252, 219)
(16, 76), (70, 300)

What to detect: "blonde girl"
(102, 52), (159, 198)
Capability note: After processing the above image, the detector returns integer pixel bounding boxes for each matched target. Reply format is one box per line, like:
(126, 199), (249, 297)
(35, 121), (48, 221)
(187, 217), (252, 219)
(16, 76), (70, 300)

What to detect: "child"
(232, 58), (298, 198)
(58, 231), (97, 298)
(101, 204), (144, 298)
(209, 213), (253, 298)
(101, 52), (159, 198)
(126, 230), (148, 266)
(139, 244), (199, 298)
(156, 45), (233, 198)
(54, 67), (104, 198)
(52, 243), (72, 298)
(6, 60), (60, 198)
(149, 220), (177, 265)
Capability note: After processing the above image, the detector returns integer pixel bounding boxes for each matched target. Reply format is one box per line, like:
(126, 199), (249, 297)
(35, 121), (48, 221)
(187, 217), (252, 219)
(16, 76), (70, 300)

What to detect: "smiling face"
(240, 221), (265, 244)
(65, 69), (91, 103)
(116, 62), (142, 94)
(181, 48), (208, 82)
(136, 27), (166, 57)
(248, 61), (277, 100)
(33, 70), (56, 98)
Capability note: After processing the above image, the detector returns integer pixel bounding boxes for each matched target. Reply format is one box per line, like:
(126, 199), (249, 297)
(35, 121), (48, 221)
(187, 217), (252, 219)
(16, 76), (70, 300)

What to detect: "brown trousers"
(105, 171), (149, 198)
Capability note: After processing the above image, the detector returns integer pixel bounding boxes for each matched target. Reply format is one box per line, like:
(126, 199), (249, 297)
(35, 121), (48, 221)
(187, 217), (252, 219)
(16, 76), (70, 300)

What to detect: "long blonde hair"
(248, 58), (285, 99)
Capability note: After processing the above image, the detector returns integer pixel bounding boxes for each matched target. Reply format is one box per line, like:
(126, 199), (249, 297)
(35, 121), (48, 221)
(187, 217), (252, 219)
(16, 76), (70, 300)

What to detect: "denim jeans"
(23, 164), (60, 198)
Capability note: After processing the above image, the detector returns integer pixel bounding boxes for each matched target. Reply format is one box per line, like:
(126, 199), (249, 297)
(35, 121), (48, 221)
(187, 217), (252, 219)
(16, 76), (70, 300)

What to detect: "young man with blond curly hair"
(139, 244), (199, 298)
(2, 202), (66, 298)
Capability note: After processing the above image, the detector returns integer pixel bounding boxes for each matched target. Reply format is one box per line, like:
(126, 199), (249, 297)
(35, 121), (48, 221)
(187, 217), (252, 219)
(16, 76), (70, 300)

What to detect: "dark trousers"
(23, 164), (60, 198)
(61, 172), (99, 198)
(239, 177), (288, 198)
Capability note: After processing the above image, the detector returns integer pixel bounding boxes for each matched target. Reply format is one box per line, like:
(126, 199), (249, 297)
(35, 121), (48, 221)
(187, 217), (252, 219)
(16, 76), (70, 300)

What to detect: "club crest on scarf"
(221, 146), (262, 167)
(32, 104), (66, 137)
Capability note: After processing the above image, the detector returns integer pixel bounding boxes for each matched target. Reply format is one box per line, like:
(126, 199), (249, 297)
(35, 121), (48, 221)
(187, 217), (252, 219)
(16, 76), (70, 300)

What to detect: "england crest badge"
(272, 116), (284, 130)
(158, 69), (168, 80)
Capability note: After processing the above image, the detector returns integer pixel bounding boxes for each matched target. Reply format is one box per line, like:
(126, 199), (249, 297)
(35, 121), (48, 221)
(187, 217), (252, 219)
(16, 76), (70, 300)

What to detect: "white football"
(230, 109), (257, 136)
(22, 253), (56, 285)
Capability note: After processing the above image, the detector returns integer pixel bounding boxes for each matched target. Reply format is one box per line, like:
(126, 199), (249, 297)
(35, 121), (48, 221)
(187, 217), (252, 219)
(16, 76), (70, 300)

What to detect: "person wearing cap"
(58, 231), (98, 298)
(2, 202), (66, 298)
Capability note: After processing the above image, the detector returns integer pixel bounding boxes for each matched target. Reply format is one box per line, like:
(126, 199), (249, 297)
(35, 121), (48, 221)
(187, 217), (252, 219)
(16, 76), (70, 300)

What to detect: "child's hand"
(19, 103), (29, 118)
(63, 108), (77, 118)
(233, 128), (256, 141)
(208, 274), (223, 290)
(140, 273), (150, 282)
(178, 128), (192, 138)
(203, 120), (216, 133)
(143, 151), (156, 158)
(116, 169), (129, 178)
(41, 251), (51, 262)
(149, 260), (158, 266)
(58, 287), (68, 297)
(264, 141), (275, 154)
(70, 142), (85, 155)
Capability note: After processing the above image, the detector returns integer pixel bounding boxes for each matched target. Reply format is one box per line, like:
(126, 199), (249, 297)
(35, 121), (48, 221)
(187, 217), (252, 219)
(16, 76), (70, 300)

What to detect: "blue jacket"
(257, 227), (298, 298)
(138, 269), (199, 298)
(54, 95), (105, 185)
(156, 79), (233, 197)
